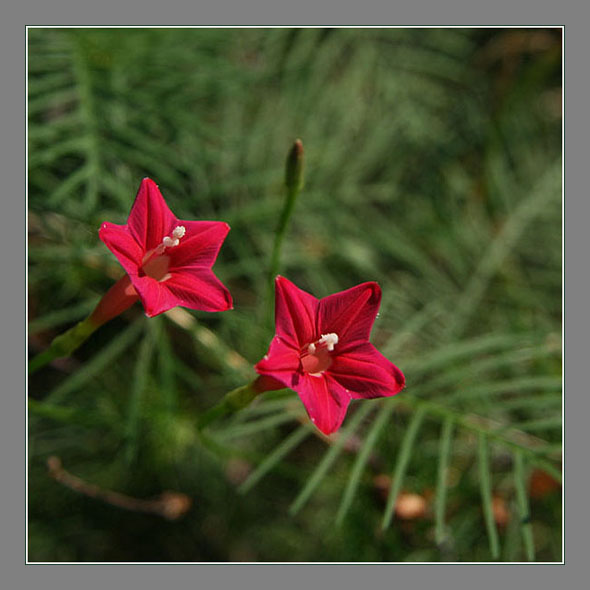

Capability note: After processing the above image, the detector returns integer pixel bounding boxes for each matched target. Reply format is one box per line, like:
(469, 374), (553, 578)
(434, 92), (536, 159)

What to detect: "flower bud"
(285, 138), (304, 193)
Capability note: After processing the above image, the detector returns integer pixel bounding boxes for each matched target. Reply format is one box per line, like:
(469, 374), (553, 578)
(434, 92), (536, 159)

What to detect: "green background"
(28, 27), (562, 562)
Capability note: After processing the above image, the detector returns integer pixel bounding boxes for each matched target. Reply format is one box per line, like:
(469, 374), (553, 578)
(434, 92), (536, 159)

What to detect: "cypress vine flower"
(28, 178), (233, 373)
(255, 277), (405, 434)
(97, 178), (232, 319)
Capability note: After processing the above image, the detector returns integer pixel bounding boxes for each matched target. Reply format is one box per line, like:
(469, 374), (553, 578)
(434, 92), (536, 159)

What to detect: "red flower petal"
(328, 342), (405, 399)
(168, 220), (231, 270)
(164, 268), (233, 313)
(98, 222), (143, 276)
(318, 282), (381, 349)
(255, 336), (301, 387)
(295, 374), (351, 435)
(130, 275), (174, 318)
(129, 269), (233, 319)
(274, 276), (319, 349)
(127, 178), (177, 251)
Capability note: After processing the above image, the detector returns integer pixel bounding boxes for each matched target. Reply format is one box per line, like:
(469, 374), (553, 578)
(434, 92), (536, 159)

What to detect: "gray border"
(5, 0), (581, 587)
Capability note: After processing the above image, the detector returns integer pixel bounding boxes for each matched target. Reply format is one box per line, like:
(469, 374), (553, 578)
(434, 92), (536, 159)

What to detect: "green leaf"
(214, 411), (296, 442)
(435, 417), (455, 546)
(513, 451), (536, 561)
(238, 425), (310, 494)
(445, 160), (561, 339)
(46, 320), (144, 404)
(289, 403), (373, 516)
(381, 407), (427, 531)
(478, 433), (500, 560)
(28, 298), (98, 335)
(153, 317), (178, 414)
(336, 399), (398, 525)
(124, 323), (154, 464)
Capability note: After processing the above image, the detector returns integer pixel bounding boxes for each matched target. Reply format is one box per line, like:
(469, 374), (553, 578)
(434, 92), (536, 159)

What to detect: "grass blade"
(153, 318), (177, 413)
(238, 425), (310, 494)
(215, 412), (297, 442)
(28, 298), (98, 335)
(445, 160), (561, 339)
(478, 433), (500, 559)
(46, 320), (144, 404)
(435, 417), (455, 546)
(336, 399), (398, 525)
(404, 333), (526, 375)
(381, 406), (427, 531)
(124, 324), (154, 464)
(514, 450), (536, 561)
(289, 403), (373, 516)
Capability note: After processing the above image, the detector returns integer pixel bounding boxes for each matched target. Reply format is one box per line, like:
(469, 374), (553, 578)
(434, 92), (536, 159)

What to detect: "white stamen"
(158, 226), (186, 251)
(172, 225), (186, 239)
(319, 333), (339, 351)
(308, 343), (317, 355)
(162, 236), (179, 248)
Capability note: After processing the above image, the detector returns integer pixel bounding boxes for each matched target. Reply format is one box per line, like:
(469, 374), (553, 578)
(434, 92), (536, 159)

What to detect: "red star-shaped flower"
(255, 276), (405, 434)
(99, 178), (232, 317)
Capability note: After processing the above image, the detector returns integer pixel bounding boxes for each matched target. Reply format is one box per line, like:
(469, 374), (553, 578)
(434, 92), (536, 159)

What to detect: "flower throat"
(301, 333), (339, 376)
(139, 225), (186, 282)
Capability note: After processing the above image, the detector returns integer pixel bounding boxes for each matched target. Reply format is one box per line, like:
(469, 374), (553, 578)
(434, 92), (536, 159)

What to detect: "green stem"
(28, 275), (139, 374)
(267, 139), (304, 315)
(269, 186), (300, 282)
(28, 316), (99, 374)
(198, 381), (261, 430)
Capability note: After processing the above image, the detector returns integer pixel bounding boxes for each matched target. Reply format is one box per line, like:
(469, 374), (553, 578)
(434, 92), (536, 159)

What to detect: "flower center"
(141, 255), (171, 281)
(139, 226), (186, 282)
(160, 225), (186, 250)
(300, 333), (339, 376)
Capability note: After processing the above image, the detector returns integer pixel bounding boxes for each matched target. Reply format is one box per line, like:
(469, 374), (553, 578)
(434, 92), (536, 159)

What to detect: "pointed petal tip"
(98, 221), (111, 234)
(315, 422), (339, 436)
(364, 281), (382, 299)
(224, 291), (234, 311)
(218, 221), (231, 239)
(274, 275), (287, 290)
(142, 302), (163, 318)
(219, 300), (234, 312)
(396, 370), (406, 392)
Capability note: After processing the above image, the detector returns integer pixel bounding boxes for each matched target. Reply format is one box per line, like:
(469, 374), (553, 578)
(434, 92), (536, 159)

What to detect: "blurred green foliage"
(28, 27), (562, 562)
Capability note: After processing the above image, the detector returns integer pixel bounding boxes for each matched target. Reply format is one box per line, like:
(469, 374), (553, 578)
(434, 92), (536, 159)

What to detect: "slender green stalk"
(514, 451), (536, 561)
(124, 323), (154, 464)
(198, 381), (262, 430)
(28, 298), (97, 335)
(289, 403), (373, 516)
(28, 397), (105, 428)
(336, 400), (398, 525)
(267, 139), (304, 312)
(46, 320), (144, 404)
(238, 425), (310, 494)
(28, 316), (99, 374)
(478, 433), (500, 560)
(435, 417), (455, 546)
(381, 407), (426, 530)
(29, 274), (138, 374)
